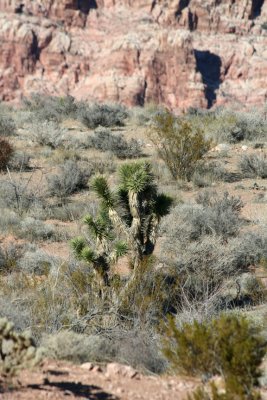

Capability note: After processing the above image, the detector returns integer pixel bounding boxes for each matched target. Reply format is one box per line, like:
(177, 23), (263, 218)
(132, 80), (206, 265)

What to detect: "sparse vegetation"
(1, 98), (267, 396)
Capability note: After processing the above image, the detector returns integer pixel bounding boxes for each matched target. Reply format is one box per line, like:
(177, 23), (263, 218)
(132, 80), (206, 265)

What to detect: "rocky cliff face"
(0, 0), (266, 109)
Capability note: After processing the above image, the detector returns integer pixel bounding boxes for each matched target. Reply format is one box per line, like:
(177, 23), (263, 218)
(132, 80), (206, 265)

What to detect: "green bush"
(163, 314), (266, 398)
(150, 110), (211, 181)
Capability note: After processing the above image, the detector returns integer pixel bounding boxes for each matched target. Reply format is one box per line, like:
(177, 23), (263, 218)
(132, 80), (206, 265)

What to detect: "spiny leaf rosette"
(71, 162), (172, 290)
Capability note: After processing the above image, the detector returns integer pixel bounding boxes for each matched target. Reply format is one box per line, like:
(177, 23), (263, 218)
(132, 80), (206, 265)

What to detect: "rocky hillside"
(0, 0), (266, 109)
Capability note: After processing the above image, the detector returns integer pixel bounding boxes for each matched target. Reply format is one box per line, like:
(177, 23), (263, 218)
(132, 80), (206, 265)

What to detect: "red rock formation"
(0, 0), (266, 109)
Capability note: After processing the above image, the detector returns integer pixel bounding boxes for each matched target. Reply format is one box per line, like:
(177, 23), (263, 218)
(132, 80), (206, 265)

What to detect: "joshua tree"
(71, 209), (127, 291)
(71, 162), (172, 290)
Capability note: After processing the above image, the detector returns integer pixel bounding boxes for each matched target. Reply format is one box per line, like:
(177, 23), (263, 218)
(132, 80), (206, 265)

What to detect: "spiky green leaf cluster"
(92, 176), (115, 208)
(119, 162), (154, 193)
(83, 212), (113, 241)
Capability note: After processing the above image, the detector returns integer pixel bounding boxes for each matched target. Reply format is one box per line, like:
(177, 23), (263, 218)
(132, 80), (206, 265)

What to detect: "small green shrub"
(0, 137), (14, 170)
(239, 154), (267, 179)
(150, 110), (211, 181)
(163, 314), (266, 398)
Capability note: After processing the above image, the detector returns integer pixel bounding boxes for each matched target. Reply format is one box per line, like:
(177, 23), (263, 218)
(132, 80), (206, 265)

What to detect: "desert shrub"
(0, 318), (42, 375)
(41, 331), (116, 364)
(239, 154), (267, 179)
(0, 178), (43, 216)
(0, 137), (14, 170)
(188, 108), (267, 144)
(23, 94), (78, 122)
(160, 202), (266, 311)
(47, 160), (91, 200)
(77, 102), (129, 128)
(239, 274), (266, 306)
(0, 114), (16, 136)
(192, 161), (241, 187)
(150, 110), (211, 180)
(41, 328), (165, 373)
(7, 152), (31, 171)
(163, 314), (266, 398)
(0, 296), (32, 333)
(88, 129), (142, 159)
(131, 104), (160, 126)
(161, 192), (243, 242)
(45, 201), (96, 222)
(0, 209), (21, 235)
(188, 383), (261, 400)
(17, 248), (60, 275)
(30, 121), (66, 149)
(18, 217), (58, 242)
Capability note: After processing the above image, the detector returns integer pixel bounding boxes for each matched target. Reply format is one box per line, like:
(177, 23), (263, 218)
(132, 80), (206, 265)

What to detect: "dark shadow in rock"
(249, 0), (264, 19)
(78, 0), (97, 14)
(28, 381), (118, 399)
(194, 50), (222, 109)
(175, 0), (191, 17)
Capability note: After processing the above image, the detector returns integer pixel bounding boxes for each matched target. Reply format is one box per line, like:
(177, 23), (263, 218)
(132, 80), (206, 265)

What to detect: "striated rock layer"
(0, 0), (266, 110)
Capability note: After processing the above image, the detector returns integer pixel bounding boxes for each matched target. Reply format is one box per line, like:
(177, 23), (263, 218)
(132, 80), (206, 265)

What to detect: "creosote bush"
(163, 314), (266, 398)
(0, 137), (14, 170)
(150, 110), (211, 180)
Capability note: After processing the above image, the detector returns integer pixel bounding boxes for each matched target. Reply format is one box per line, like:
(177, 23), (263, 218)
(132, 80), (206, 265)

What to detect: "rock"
(80, 362), (94, 371)
(92, 365), (103, 373)
(0, 1), (266, 109)
(106, 362), (139, 379)
(241, 145), (249, 151)
(213, 143), (231, 152)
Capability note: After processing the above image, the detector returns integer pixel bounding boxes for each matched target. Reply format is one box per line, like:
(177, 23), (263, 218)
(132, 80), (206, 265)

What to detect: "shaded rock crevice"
(249, 0), (264, 19)
(194, 50), (222, 109)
